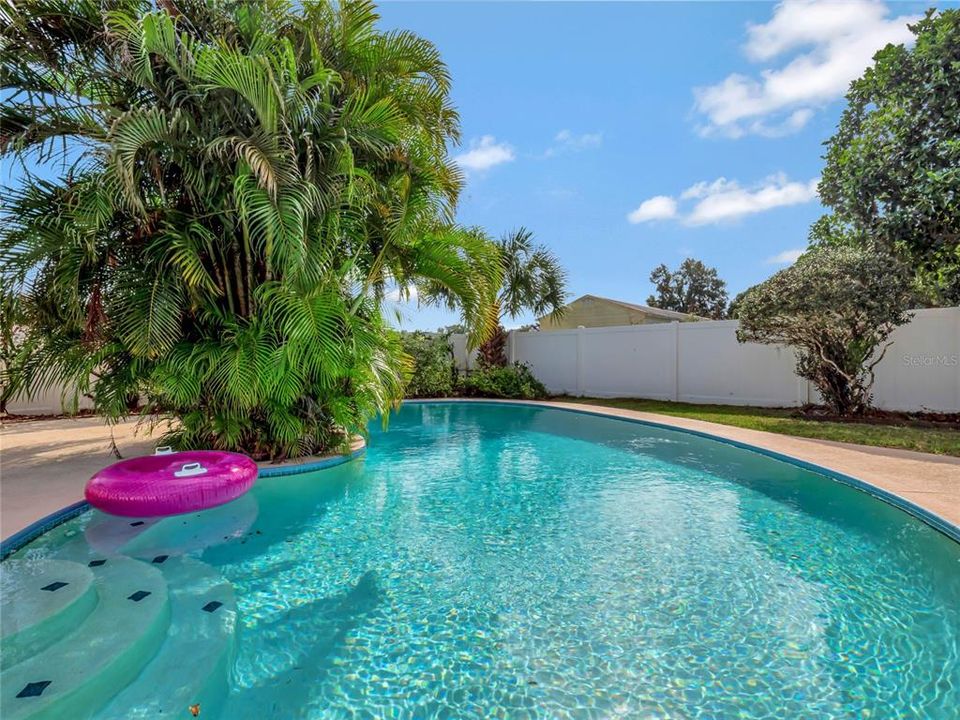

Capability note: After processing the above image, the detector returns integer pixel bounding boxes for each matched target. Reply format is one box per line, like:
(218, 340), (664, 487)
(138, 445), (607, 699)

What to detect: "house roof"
(541, 294), (704, 322)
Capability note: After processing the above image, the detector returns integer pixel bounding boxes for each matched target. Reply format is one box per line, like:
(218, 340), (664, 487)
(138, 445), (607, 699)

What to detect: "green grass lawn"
(557, 397), (960, 457)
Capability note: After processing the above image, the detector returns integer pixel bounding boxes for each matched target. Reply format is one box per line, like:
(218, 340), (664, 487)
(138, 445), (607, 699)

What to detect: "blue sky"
(378, 0), (930, 330)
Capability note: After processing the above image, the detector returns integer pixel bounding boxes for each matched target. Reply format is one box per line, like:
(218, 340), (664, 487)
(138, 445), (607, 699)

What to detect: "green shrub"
(401, 332), (454, 398)
(737, 245), (913, 416)
(0, 1), (502, 461)
(462, 363), (547, 400)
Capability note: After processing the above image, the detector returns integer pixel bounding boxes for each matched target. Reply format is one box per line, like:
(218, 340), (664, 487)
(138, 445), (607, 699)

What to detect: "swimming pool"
(3, 402), (959, 718)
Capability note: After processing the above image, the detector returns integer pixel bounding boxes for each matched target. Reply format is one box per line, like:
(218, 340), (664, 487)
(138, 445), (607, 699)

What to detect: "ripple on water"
(11, 403), (960, 719)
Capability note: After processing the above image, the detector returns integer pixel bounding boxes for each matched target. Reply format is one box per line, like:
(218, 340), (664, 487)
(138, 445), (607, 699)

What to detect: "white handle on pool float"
(154, 446), (174, 455)
(174, 462), (208, 478)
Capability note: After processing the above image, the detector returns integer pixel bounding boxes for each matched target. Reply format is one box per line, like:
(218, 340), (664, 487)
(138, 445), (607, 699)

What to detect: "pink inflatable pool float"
(85, 449), (258, 517)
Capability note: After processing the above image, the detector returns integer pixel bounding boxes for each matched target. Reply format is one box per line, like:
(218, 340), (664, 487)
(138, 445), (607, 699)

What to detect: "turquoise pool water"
(4, 402), (959, 718)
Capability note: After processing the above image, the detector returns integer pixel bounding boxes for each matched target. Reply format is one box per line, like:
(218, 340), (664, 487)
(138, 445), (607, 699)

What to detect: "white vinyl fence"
(453, 308), (960, 413)
(3, 383), (95, 416)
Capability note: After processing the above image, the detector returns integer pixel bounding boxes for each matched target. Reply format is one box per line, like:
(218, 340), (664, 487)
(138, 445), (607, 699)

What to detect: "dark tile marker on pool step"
(17, 681), (52, 698)
(130, 521), (144, 527)
(202, 601), (223, 613)
(128, 590), (151, 602)
(41, 581), (68, 592)
(152, 555), (168, 564)
(88, 559), (107, 567)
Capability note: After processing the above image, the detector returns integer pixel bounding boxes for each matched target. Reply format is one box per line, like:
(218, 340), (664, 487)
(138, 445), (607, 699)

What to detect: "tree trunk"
(477, 324), (508, 368)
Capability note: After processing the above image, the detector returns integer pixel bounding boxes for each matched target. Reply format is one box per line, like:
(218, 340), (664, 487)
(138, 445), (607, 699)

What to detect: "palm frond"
(1, 0), (499, 460)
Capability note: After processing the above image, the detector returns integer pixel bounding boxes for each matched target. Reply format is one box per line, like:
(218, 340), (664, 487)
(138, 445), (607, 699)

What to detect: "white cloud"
(385, 285), (419, 303)
(544, 129), (603, 157)
(766, 248), (805, 264)
(685, 174), (819, 225)
(680, 178), (730, 201)
(627, 195), (678, 224)
(454, 135), (515, 171)
(694, 0), (919, 138)
(556, 129), (603, 149)
(750, 108), (815, 138)
(627, 173), (818, 226)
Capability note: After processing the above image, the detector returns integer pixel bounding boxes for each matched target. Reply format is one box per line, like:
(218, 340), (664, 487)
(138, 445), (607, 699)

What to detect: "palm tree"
(477, 228), (567, 367)
(0, 0), (501, 459)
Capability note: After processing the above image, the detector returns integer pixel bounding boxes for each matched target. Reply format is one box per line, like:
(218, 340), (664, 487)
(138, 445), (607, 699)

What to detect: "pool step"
(0, 557), (170, 720)
(93, 556), (237, 719)
(119, 493), (258, 559)
(83, 513), (163, 557)
(1, 560), (98, 670)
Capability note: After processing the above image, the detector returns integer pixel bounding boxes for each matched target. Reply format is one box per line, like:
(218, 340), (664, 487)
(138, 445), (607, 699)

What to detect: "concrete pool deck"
(1, 417), (159, 539)
(2, 403), (959, 540)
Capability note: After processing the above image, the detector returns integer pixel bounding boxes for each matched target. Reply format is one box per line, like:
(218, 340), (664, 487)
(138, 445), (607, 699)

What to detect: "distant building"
(538, 294), (701, 331)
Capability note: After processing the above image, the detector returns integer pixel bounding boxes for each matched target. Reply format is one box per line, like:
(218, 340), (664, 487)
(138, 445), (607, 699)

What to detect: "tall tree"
(647, 258), (728, 319)
(476, 228), (567, 366)
(725, 289), (749, 320)
(816, 9), (960, 305)
(0, 0), (501, 459)
(0, 293), (26, 416)
(737, 246), (913, 416)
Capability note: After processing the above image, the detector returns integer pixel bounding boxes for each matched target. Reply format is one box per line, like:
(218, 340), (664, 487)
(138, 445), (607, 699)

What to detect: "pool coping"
(0, 447), (365, 560)
(405, 398), (960, 545)
(3, 399), (958, 558)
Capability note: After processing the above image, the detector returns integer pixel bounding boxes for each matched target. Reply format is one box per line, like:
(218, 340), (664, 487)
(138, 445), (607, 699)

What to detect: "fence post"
(575, 329), (584, 396)
(672, 321), (680, 402)
(954, 309), (960, 412)
(507, 330), (516, 364)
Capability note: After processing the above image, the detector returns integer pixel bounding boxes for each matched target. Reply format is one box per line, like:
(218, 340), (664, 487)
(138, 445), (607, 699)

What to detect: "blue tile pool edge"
(405, 399), (960, 545)
(4, 403), (957, 556)
(256, 446), (365, 478)
(1, 447), (365, 560)
(0, 500), (91, 561)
